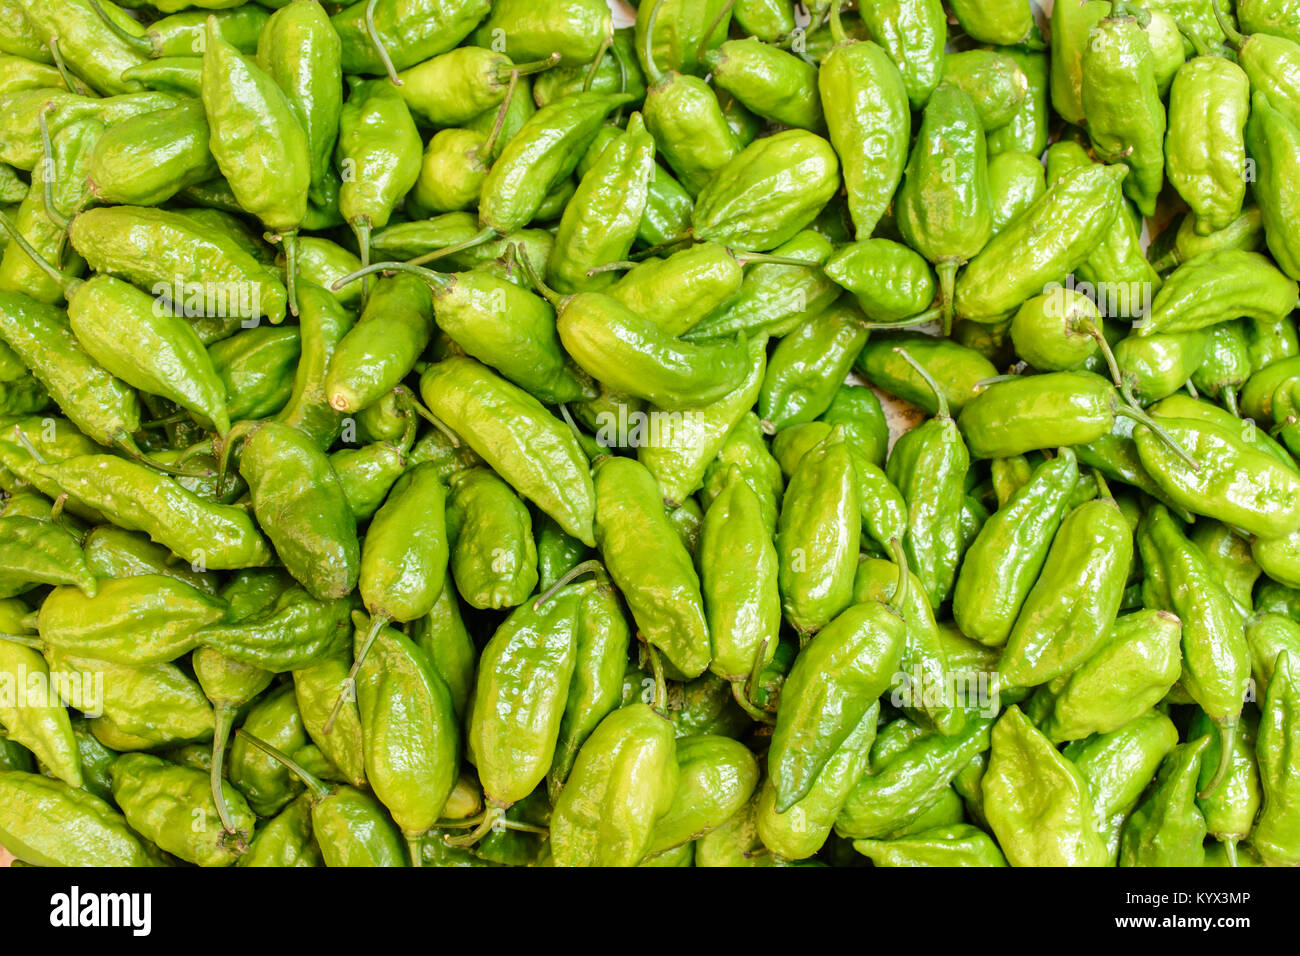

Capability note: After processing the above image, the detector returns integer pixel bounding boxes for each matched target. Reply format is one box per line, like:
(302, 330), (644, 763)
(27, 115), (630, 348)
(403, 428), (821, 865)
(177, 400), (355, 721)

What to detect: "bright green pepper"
(1253, 649), (1300, 865)
(1118, 734), (1212, 867)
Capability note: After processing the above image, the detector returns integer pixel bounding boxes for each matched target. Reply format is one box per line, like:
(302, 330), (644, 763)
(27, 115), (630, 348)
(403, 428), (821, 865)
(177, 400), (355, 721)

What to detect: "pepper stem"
(860, 306), (944, 331)
(1221, 838), (1240, 868)
(116, 434), (217, 479)
(643, 0), (669, 86)
(37, 110), (70, 236)
(234, 729), (330, 802)
(280, 229), (300, 317)
(514, 244), (565, 309)
(477, 71), (518, 164)
(730, 679), (775, 724)
(829, 0), (848, 46)
(406, 833), (424, 867)
(1197, 716), (1239, 800)
(0, 209), (77, 296)
(498, 52), (561, 83)
(350, 219), (371, 307)
(209, 706), (246, 847)
(696, 0), (735, 66)
(733, 250), (821, 268)
(1113, 385), (1200, 470)
(404, 227), (496, 268)
(1090, 467), (1114, 501)
(405, 391), (461, 448)
(893, 347), (950, 420)
(533, 559), (606, 609)
(365, 0), (402, 86)
(214, 420), (258, 499)
(585, 260), (638, 277)
(630, 231), (694, 260)
(1222, 386), (1240, 418)
(583, 36), (612, 92)
(443, 806), (503, 847)
(886, 537), (912, 618)
(644, 641), (669, 716)
(331, 259), (450, 292)
(936, 260), (959, 337)
(86, 0), (152, 56)
(1210, 0), (1244, 48)
(0, 634), (42, 649)
(323, 611), (390, 735)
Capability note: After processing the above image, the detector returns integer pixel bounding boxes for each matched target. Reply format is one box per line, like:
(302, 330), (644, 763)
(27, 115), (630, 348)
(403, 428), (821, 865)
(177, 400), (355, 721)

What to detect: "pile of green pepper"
(0, 0), (1299, 869)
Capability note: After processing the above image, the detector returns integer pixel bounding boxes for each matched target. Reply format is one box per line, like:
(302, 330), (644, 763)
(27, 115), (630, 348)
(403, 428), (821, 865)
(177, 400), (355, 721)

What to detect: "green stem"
(0, 634), (41, 649)
(0, 209), (77, 296)
(322, 611), (390, 735)
(1090, 466), (1114, 501)
(733, 251), (820, 268)
(886, 537), (912, 618)
(365, 0), (402, 86)
(514, 243), (565, 309)
(403, 227), (496, 268)
(406, 833), (424, 867)
(497, 52), (561, 83)
(280, 229), (300, 317)
(534, 559), (607, 610)
(829, 0), (848, 46)
(1222, 385), (1240, 418)
(214, 420), (257, 494)
(443, 806), (503, 847)
(9, 424), (45, 464)
(643, 0), (669, 86)
(937, 261), (959, 338)
(645, 641), (668, 717)
(1114, 384), (1200, 470)
(86, 0), (152, 56)
(1222, 838), (1239, 868)
(630, 232), (693, 260)
(583, 35), (612, 92)
(405, 392), (460, 447)
(116, 434), (217, 480)
(209, 706), (242, 839)
(477, 71), (518, 164)
(332, 259), (450, 292)
(234, 729), (330, 802)
(1185, 377), (1199, 399)
(894, 347), (950, 420)
(37, 110), (68, 235)
(1197, 717), (1238, 800)
(861, 306), (944, 331)
(696, 0), (735, 66)
(585, 259), (638, 277)
(1210, 0), (1244, 48)
(730, 680), (775, 724)
(350, 219), (370, 307)
(1082, 321), (1124, 390)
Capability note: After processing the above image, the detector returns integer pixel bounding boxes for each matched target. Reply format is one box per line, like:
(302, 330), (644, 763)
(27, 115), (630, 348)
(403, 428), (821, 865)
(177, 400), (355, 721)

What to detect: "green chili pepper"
(1252, 649), (1300, 865)
(886, 355), (969, 609)
(1137, 250), (1298, 337)
(201, 18), (309, 316)
(939, 50), (1028, 133)
(1118, 734), (1212, 867)
(550, 703), (678, 867)
(237, 791), (321, 868)
(233, 421), (359, 600)
(0, 636), (81, 787)
(818, 9), (909, 239)
(955, 163), (1127, 323)
(85, 100), (218, 207)
(953, 449), (1078, 648)
(984, 706), (1109, 866)
(702, 38), (822, 131)
(0, 770), (167, 866)
(593, 455), (709, 678)
(987, 151), (1046, 235)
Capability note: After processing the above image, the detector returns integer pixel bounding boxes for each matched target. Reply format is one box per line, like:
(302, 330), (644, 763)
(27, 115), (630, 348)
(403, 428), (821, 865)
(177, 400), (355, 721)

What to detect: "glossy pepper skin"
(955, 163), (1127, 323)
(1245, 92), (1300, 281)
(1118, 735), (1212, 867)
(1253, 650), (1300, 866)
(998, 494), (1132, 690)
(550, 703), (679, 867)
(445, 467), (536, 610)
(331, 0), (490, 76)
(324, 274), (432, 414)
(858, 0), (945, 110)
(1137, 249), (1298, 337)
(886, 374), (969, 610)
(703, 38), (823, 132)
(593, 456), (710, 678)
(770, 600), (906, 813)
(984, 706), (1109, 867)
(1165, 55), (1249, 236)
(896, 83), (991, 334)
(953, 450), (1078, 648)
(420, 356), (596, 546)
(1081, 3), (1166, 218)
(235, 421), (360, 601)
(777, 427), (860, 634)
(817, 25), (909, 240)
(0, 770), (166, 866)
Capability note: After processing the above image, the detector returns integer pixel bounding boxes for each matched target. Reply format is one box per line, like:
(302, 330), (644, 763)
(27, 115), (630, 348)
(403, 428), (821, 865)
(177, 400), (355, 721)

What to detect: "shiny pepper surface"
(859, 0), (946, 110)
(1245, 92), (1300, 281)
(237, 421), (360, 601)
(769, 600), (906, 812)
(1118, 735), (1211, 867)
(1254, 650), (1300, 865)
(1165, 55), (1249, 235)
(955, 163), (1126, 323)
(998, 495), (1132, 689)
(331, 0), (489, 75)
(984, 706), (1109, 867)
(1081, 4), (1166, 218)
(777, 427), (860, 634)
(593, 456), (710, 678)
(953, 450), (1078, 648)
(817, 32), (909, 239)
(0, 771), (164, 866)
(110, 752), (256, 867)
(550, 703), (678, 867)
(1136, 249), (1298, 337)
(420, 356), (595, 546)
